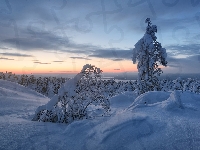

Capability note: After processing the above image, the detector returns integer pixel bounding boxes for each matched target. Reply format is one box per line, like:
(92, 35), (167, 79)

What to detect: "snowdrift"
(1, 79), (200, 150)
(83, 90), (200, 149)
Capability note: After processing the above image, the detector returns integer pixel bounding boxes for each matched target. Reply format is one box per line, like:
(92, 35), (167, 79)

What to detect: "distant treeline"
(0, 72), (200, 99)
(0, 72), (68, 98)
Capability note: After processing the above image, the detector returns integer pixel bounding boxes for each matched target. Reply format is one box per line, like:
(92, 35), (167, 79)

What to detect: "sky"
(0, 0), (200, 77)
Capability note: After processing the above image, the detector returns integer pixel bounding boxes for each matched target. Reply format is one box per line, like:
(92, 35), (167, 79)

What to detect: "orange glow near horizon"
(1, 49), (138, 75)
(1, 59), (138, 75)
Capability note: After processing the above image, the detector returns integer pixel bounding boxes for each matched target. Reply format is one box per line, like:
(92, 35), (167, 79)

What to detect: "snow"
(1, 79), (200, 149)
(110, 91), (137, 111)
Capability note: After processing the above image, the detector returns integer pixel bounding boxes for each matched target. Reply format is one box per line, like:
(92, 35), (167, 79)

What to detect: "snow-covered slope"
(0, 79), (49, 149)
(1, 79), (200, 150)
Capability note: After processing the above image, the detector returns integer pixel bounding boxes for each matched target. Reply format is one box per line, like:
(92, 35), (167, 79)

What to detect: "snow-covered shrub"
(132, 18), (167, 95)
(18, 74), (29, 86)
(32, 64), (111, 124)
(27, 75), (37, 90)
(160, 79), (171, 91)
(0, 72), (5, 79)
(183, 78), (193, 92)
(191, 80), (200, 93)
(173, 77), (184, 91)
(182, 78), (200, 93)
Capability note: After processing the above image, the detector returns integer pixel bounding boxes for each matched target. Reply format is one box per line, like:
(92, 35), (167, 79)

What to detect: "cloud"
(52, 60), (64, 62)
(0, 47), (11, 50)
(70, 57), (91, 60)
(59, 71), (73, 72)
(1, 23), (132, 61)
(88, 49), (132, 60)
(0, 57), (14, 60)
(33, 61), (51, 64)
(114, 1), (200, 30)
(40, 63), (51, 64)
(63, 49), (132, 61)
(2, 32), (69, 51)
(166, 44), (200, 57)
(114, 69), (120, 70)
(0, 1), (189, 52)
(0, 52), (33, 57)
(112, 58), (124, 61)
(0, 0), (103, 52)
(1, 27), (99, 53)
(166, 55), (200, 73)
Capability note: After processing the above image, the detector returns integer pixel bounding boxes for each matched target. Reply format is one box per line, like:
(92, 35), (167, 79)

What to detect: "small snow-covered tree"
(132, 18), (167, 95)
(32, 64), (110, 124)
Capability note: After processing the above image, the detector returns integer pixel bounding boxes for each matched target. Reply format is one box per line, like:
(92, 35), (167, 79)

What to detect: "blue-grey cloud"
(0, 52), (32, 57)
(1, 24), (132, 61)
(88, 49), (132, 60)
(70, 57), (91, 60)
(166, 55), (200, 73)
(1, 26), (99, 52)
(1, 0), (199, 53)
(0, 47), (11, 50)
(166, 44), (200, 56)
(2, 31), (69, 50)
(112, 58), (124, 61)
(113, 0), (200, 33)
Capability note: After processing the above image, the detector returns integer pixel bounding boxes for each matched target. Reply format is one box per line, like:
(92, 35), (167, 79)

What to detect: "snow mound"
(128, 91), (171, 109)
(110, 91), (137, 111)
(161, 90), (184, 110)
(128, 90), (200, 112)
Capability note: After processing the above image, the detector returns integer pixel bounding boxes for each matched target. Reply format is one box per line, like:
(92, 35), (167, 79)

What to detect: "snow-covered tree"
(32, 64), (111, 123)
(132, 18), (167, 95)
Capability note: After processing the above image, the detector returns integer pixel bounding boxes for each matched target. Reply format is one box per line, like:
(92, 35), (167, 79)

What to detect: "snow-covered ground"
(1, 79), (200, 150)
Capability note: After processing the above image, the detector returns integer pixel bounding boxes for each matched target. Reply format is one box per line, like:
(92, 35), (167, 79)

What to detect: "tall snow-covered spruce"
(132, 18), (167, 95)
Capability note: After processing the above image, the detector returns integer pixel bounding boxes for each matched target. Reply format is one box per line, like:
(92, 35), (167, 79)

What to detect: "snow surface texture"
(1, 79), (200, 149)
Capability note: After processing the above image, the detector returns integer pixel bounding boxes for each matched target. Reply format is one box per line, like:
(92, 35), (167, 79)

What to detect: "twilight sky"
(0, 0), (200, 75)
